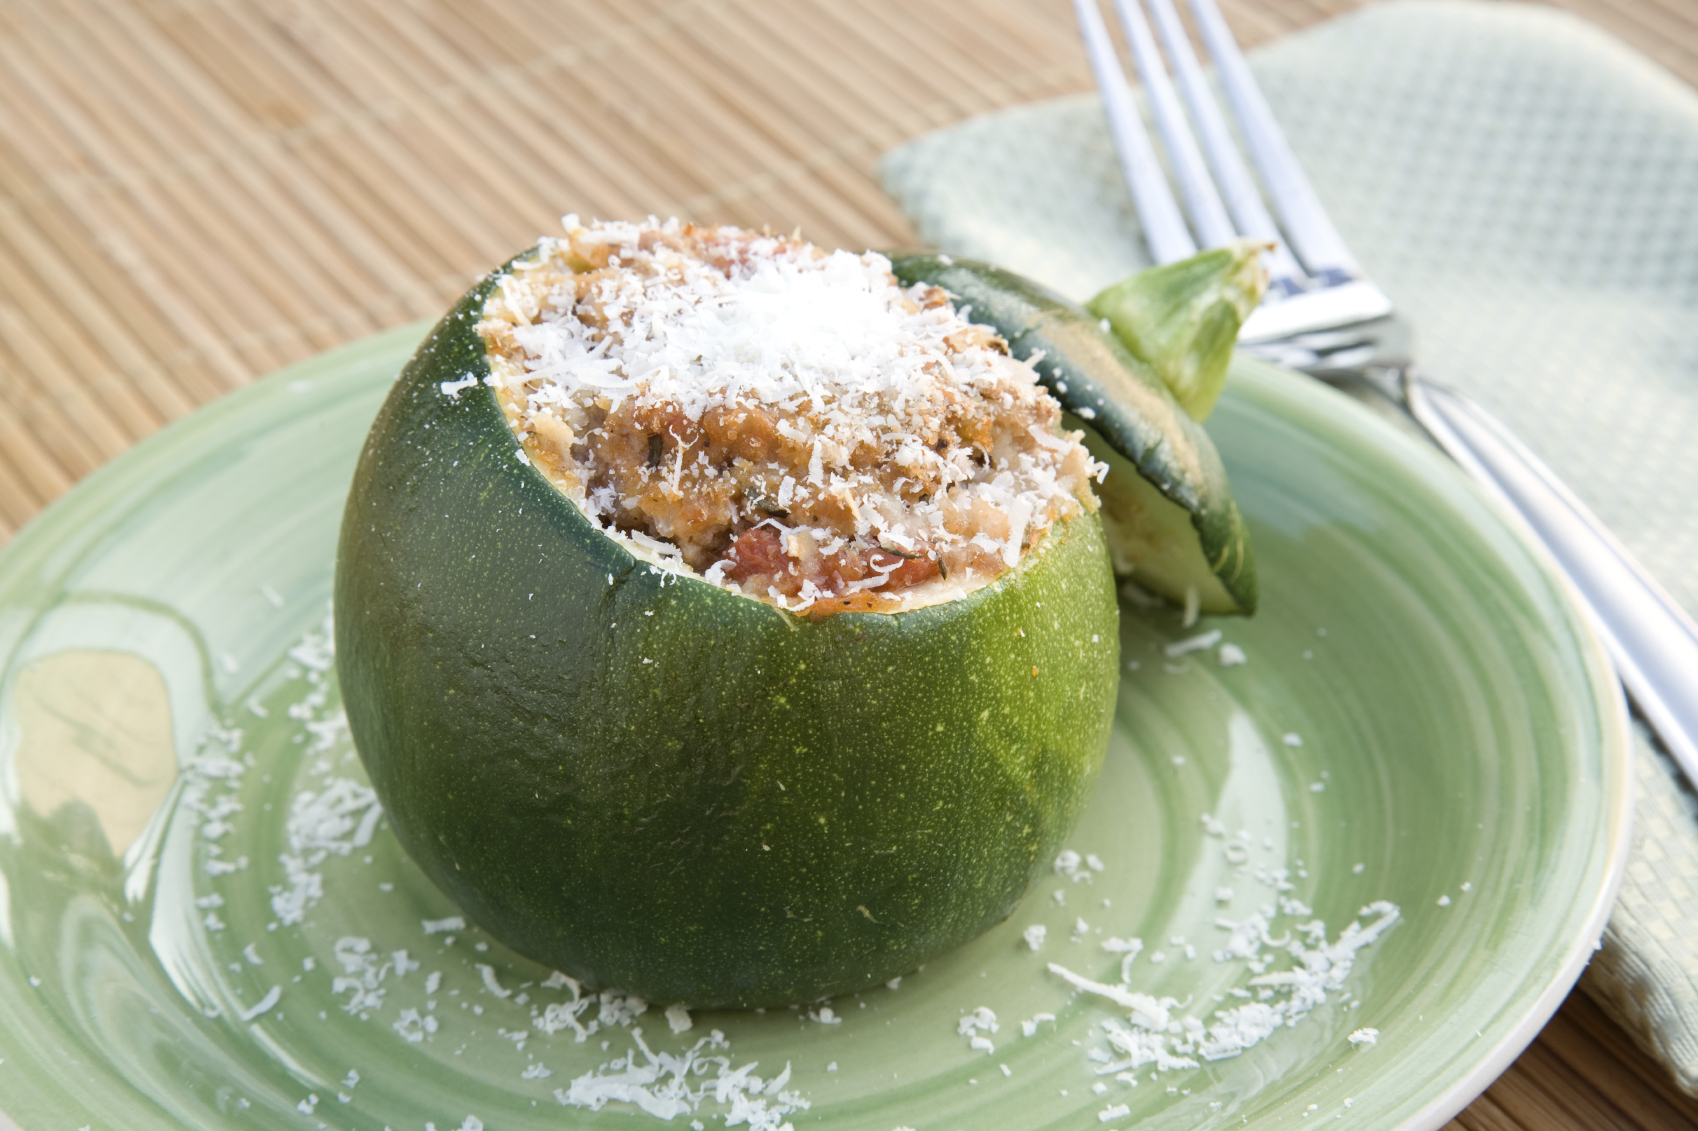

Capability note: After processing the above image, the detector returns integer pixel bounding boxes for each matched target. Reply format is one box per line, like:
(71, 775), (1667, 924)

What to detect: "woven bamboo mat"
(2, 2), (1697, 1129)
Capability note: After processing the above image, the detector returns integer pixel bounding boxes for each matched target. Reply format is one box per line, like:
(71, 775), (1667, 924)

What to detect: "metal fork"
(1074, 0), (1698, 784)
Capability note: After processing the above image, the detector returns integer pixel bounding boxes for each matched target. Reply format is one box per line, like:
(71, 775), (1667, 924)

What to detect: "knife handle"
(1406, 372), (1698, 783)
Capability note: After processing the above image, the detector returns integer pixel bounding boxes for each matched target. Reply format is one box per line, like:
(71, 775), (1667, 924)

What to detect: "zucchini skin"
(335, 269), (1120, 1008)
(888, 254), (1256, 615)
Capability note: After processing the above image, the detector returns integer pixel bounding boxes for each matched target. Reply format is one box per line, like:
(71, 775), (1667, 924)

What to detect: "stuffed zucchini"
(336, 219), (1123, 1008)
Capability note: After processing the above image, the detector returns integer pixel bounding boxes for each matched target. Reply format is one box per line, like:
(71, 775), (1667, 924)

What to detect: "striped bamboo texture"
(1, 2), (1696, 1128)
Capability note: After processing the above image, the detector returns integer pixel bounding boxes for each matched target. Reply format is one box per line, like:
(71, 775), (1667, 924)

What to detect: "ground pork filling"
(476, 216), (1105, 615)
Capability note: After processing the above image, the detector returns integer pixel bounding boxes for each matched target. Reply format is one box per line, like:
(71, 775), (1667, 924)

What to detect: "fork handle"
(1407, 373), (1698, 782)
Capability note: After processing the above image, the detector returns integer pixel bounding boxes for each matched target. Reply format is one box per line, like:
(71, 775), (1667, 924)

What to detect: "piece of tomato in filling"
(720, 526), (941, 600)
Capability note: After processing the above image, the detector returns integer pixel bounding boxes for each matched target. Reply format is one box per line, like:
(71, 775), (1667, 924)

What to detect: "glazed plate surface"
(0, 327), (1629, 1131)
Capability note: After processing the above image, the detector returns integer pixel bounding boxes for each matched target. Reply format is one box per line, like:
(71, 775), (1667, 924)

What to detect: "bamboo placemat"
(1, 2), (1696, 1129)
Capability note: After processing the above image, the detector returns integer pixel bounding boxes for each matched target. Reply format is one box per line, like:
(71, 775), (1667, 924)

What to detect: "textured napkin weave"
(880, 0), (1698, 1093)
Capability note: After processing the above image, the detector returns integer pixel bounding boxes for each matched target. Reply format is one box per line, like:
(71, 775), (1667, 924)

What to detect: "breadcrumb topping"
(476, 216), (1103, 614)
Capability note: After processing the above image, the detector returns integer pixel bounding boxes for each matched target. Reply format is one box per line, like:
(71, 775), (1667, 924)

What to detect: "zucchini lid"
(888, 253), (1256, 615)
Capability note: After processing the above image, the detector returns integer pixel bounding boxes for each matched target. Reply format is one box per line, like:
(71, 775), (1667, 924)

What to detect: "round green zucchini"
(888, 254), (1256, 616)
(335, 265), (1122, 1009)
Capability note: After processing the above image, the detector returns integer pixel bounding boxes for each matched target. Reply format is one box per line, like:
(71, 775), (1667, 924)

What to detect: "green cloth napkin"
(880, 0), (1698, 1094)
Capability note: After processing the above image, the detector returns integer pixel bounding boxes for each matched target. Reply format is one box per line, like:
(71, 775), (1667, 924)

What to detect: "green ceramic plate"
(0, 329), (1629, 1131)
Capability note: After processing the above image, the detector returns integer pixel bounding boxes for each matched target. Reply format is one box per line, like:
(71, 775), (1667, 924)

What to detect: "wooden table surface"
(1, 2), (1696, 1128)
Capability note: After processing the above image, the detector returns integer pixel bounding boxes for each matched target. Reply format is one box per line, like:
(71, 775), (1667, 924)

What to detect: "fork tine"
(1107, 0), (1236, 253)
(1077, 0), (1391, 339)
(1185, 0), (1362, 280)
(1141, 0), (1306, 292)
(1071, 0), (1196, 265)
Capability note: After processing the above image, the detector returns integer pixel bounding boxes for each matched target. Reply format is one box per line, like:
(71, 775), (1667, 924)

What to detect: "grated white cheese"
(1164, 629), (1222, 658)
(330, 936), (391, 1016)
(533, 976), (596, 1042)
(597, 991), (649, 1029)
(1020, 1012), (1057, 1038)
(1047, 900), (1400, 1074)
(1054, 849), (1098, 883)
(957, 1006), (1000, 1055)
(479, 217), (1105, 613)
(271, 776), (380, 926)
(1102, 937), (1144, 984)
(555, 1027), (808, 1130)
(393, 1008), (439, 1044)
(477, 964), (513, 998)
